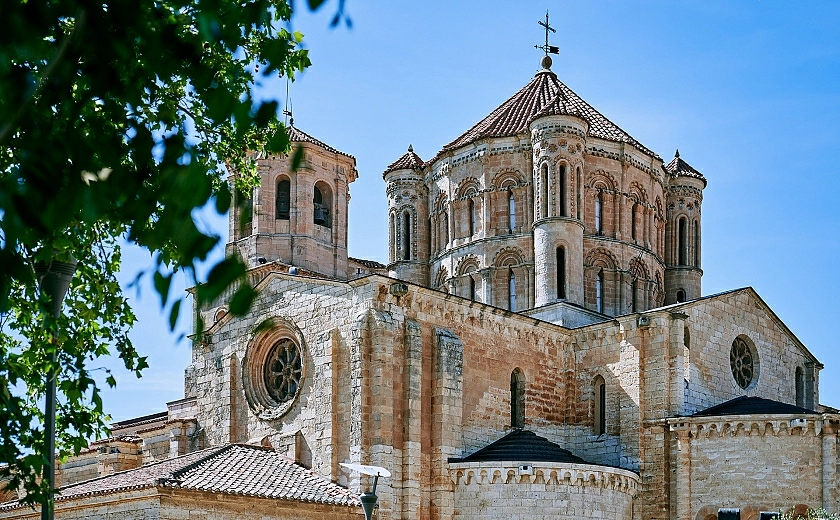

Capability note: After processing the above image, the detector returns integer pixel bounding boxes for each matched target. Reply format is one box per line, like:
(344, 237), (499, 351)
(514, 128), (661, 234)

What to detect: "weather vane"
(535, 10), (559, 58)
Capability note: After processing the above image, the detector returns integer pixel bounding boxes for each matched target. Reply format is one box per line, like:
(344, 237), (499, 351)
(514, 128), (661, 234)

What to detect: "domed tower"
(530, 55), (587, 307)
(383, 145), (429, 285)
(227, 125), (357, 279)
(663, 150), (706, 303)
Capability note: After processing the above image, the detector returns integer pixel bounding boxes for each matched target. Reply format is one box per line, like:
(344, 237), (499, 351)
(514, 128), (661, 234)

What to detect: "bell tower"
(227, 125), (358, 280)
(663, 150), (706, 304)
(383, 145), (429, 285)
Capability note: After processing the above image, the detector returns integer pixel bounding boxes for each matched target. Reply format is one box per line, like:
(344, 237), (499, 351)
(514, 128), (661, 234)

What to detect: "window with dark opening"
(558, 165), (566, 217)
(594, 375), (606, 435)
(596, 271), (604, 313)
(276, 179), (290, 220)
(678, 217), (687, 265)
(511, 368), (525, 428)
(468, 198), (476, 236)
(676, 289), (686, 303)
(556, 247), (566, 299)
(541, 164), (548, 218)
(402, 211), (411, 261)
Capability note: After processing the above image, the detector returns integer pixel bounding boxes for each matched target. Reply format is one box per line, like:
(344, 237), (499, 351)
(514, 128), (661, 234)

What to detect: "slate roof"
(449, 429), (588, 464)
(1, 444), (359, 511)
(383, 145), (425, 176)
(439, 68), (658, 159)
(349, 257), (387, 269)
(691, 396), (818, 417)
(663, 149), (706, 185)
(288, 125), (354, 159)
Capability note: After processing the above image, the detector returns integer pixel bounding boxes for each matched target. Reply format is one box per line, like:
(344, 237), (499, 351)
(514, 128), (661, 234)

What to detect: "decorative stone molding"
(449, 461), (639, 496)
(667, 415), (840, 438)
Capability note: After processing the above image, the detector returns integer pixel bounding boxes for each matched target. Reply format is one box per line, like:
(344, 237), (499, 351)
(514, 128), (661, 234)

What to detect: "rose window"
(730, 336), (754, 389)
(263, 339), (302, 404)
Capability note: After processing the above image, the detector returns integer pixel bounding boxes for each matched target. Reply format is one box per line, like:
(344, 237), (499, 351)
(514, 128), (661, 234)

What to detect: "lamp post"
(339, 463), (391, 520)
(33, 255), (77, 520)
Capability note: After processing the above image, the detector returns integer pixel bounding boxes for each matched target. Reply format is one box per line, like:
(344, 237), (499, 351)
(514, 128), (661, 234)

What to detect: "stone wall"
(669, 415), (840, 520)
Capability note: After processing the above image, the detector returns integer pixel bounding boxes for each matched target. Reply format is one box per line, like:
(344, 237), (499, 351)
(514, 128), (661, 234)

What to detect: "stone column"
(672, 422), (692, 520)
(431, 328), (463, 520)
(401, 320), (423, 520)
(822, 420), (838, 511)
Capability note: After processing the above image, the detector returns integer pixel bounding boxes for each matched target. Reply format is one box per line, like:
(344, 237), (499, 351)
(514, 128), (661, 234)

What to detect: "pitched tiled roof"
(349, 257), (387, 269)
(449, 429), (588, 464)
(664, 149), (706, 184)
(288, 125), (354, 160)
(691, 396), (818, 417)
(383, 145), (425, 176)
(440, 69), (658, 158)
(1, 445), (359, 511)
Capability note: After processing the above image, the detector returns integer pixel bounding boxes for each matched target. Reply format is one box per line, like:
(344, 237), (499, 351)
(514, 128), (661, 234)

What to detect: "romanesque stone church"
(3, 56), (839, 520)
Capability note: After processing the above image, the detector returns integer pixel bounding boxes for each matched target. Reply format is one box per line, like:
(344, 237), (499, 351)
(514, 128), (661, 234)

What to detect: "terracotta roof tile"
(383, 145), (425, 177)
(349, 257), (387, 269)
(1, 445), (359, 511)
(663, 150), (707, 184)
(439, 69), (658, 159)
(288, 126), (354, 160)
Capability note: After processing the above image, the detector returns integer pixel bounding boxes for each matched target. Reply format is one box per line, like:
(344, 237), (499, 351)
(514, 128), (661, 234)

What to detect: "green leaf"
(169, 299), (181, 331)
(290, 144), (305, 171)
(153, 271), (173, 307)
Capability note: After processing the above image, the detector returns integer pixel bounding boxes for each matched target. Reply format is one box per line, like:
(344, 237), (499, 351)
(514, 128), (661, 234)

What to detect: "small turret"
(383, 146), (429, 285)
(663, 150), (706, 303)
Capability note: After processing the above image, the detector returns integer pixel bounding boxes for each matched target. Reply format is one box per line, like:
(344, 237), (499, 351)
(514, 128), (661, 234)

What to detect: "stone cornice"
(667, 414), (840, 438)
(449, 461), (638, 496)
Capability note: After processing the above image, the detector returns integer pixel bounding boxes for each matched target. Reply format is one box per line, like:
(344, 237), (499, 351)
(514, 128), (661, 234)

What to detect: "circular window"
(243, 319), (306, 420)
(263, 339), (302, 404)
(730, 335), (758, 389)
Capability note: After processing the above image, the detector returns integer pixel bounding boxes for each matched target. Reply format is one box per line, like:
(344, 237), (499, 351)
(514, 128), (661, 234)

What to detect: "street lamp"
(339, 463), (391, 520)
(33, 255), (77, 520)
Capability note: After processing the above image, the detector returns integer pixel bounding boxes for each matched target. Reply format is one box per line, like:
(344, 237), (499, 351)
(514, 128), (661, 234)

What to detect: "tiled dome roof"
(288, 125), (354, 159)
(664, 149), (706, 185)
(449, 429), (588, 464)
(439, 69), (658, 159)
(383, 145), (425, 177)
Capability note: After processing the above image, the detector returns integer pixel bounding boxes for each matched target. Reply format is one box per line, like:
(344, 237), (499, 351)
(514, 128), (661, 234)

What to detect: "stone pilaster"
(431, 328), (463, 520)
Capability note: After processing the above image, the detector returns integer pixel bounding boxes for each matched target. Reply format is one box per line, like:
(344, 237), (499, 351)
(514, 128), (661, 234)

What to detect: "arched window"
(402, 211), (411, 261)
(556, 247), (566, 299)
(389, 214), (396, 262)
(510, 368), (525, 428)
(676, 289), (686, 303)
(468, 198), (476, 236)
(596, 271), (604, 313)
(240, 188), (253, 236)
(678, 217), (687, 265)
(631, 202), (638, 241)
(594, 375), (606, 435)
(508, 269), (516, 311)
(540, 164), (548, 218)
(508, 191), (516, 231)
(313, 183), (331, 228)
(276, 179), (290, 220)
(694, 220), (700, 267)
(440, 212), (449, 250)
(683, 326), (691, 384)
(631, 277), (638, 312)
(558, 165), (567, 217)
(469, 276), (477, 301)
(795, 367), (805, 408)
(595, 192), (603, 233)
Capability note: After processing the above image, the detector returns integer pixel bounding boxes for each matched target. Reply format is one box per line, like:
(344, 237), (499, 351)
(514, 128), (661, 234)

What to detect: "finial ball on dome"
(541, 55), (552, 70)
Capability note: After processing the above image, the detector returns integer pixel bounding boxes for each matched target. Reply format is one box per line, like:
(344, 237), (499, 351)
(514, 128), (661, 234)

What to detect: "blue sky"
(105, 1), (840, 420)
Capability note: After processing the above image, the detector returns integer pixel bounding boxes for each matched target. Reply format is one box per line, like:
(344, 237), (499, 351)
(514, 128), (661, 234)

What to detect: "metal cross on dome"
(535, 10), (559, 57)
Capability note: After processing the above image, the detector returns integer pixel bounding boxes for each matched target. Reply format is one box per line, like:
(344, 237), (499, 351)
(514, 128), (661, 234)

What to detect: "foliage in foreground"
(0, 0), (344, 506)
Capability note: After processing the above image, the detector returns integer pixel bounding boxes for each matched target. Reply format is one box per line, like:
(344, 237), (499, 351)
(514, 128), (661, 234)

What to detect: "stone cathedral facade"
(4, 59), (840, 520)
